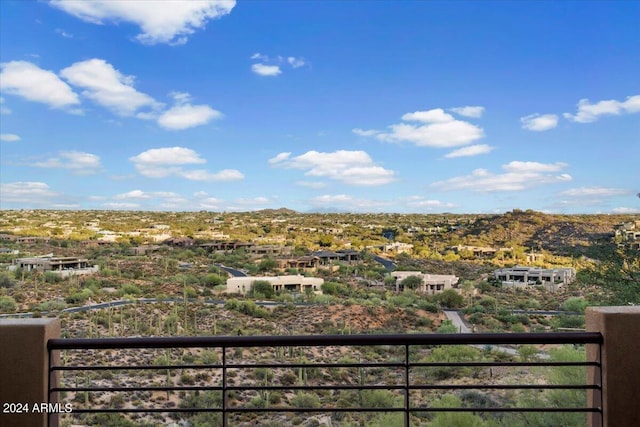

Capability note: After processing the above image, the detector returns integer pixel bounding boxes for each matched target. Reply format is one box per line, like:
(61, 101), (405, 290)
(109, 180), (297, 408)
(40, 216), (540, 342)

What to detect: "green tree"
(318, 234), (334, 247)
(562, 297), (589, 313)
(257, 257), (277, 273)
(250, 280), (275, 298)
(400, 275), (422, 290)
(436, 289), (464, 308)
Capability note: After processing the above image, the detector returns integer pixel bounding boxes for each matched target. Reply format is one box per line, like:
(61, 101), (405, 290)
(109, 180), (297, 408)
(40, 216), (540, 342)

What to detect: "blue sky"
(1, 0), (638, 214)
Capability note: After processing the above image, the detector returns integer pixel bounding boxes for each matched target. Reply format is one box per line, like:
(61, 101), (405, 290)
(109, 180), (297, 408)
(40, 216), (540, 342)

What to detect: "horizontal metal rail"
(48, 331), (603, 349)
(48, 332), (603, 426)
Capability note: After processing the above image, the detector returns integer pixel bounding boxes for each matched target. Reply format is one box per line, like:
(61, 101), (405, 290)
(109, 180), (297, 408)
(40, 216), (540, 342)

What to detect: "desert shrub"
(478, 296), (497, 310)
(553, 315), (585, 329)
(119, 283), (141, 296)
(0, 296), (17, 312)
(280, 370), (298, 386)
(201, 350), (219, 365)
(562, 297), (589, 313)
(44, 272), (62, 283)
(253, 367), (274, 381)
(201, 273), (224, 287)
(468, 312), (484, 325)
(435, 289), (464, 308)
(437, 320), (458, 333)
(360, 389), (397, 408)
(65, 289), (93, 304)
(224, 299), (270, 318)
(417, 299), (440, 313)
(36, 299), (67, 312)
(291, 392), (320, 408)
(0, 273), (15, 288)
(421, 346), (482, 380)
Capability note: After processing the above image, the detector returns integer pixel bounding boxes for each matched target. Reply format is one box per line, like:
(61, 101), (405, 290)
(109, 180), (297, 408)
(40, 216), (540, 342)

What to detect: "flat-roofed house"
(390, 271), (459, 295)
(276, 256), (320, 272)
(494, 266), (575, 290)
(10, 256), (99, 278)
(227, 275), (323, 295)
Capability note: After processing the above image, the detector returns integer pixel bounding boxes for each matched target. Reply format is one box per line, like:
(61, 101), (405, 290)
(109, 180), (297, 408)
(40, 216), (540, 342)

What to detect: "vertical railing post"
(222, 346), (227, 427)
(0, 318), (60, 427)
(586, 306), (640, 427)
(404, 344), (410, 427)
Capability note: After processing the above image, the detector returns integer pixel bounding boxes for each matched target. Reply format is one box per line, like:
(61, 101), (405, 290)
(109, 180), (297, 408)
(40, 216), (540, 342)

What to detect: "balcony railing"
(46, 332), (603, 427)
(4, 307), (638, 427)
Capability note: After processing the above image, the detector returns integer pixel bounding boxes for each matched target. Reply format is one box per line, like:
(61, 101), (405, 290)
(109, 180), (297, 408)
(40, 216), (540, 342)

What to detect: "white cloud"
(157, 92), (222, 130)
(112, 190), (188, 208)
(158, 104), (221, 130)
(287, 56), (306, 68)
(0, 181), (58, 204)
(55, 28), (73, 38)
(50, 0), (235, 45)
(234, 196), (272, 206)
(250, 54), (306, 76)
(308, 194), (391, 212)
(270, 150), (396, 186)
(502, 161), (567, 173)
(33, 151), (102, 174)
(449, 106), (485, 118)
(114, 190), (152, 199)
(361, 108), (484, 148)
(444, 144), (494, 158)
(612, 207), (640, 214)
(268, 152), (291, 164)
(431, 161), (572, 192)
(251, 53), (268, 61)
(251, 63), (282, 76)
(129, 146), (243, 181)
(563, 95), (640, 123)
(352, 128), (380, 137)
(61, 58), (161, 116)
(0, 134), (21, 142)
(0, 182), (79, 208)
(404, 197), (456, 210)
(178, 169), (244, 181)
(198, 197), (224, 210)
(130, 147), (206, 167)
(0, 61), (80, 109)
(402, 109), (455, 123)
(520, 113), (559, 131)
(560, 187), (630, 197)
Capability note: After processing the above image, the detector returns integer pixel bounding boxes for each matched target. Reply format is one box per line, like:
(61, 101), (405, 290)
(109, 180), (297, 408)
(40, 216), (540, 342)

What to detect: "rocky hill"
(452, 210), (635, 257)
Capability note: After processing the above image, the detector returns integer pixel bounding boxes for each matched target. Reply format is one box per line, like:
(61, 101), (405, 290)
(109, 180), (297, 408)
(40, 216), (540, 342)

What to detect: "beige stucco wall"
(586, 306), (640, 427)
(0, 318), (60, 427)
